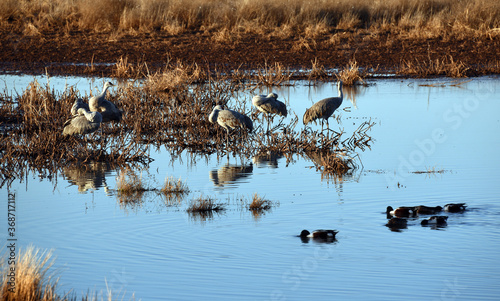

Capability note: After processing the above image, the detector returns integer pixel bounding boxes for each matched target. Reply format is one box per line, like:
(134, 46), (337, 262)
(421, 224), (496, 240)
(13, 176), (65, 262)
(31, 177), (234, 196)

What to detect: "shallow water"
(2, 75), (500, 300)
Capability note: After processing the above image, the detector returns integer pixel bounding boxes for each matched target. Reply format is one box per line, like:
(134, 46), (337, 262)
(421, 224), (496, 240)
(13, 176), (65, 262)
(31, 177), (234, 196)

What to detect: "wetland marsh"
(1, 74), (500, 300)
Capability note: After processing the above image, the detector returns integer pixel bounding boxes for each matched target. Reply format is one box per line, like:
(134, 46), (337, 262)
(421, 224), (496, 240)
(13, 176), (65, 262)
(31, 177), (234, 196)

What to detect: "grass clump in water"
(337, 60), (365, 86)
(187, 196), (225, 213)
(248, 193), (274, 211)
(161, 176), (190, 195)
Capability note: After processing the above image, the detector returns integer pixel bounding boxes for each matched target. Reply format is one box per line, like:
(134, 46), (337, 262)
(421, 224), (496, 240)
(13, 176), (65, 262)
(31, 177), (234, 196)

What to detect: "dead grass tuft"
(256, 61), (294, 86)
(186, 195), (226, 221)
(1, 246), (57, 301)
(400, 55), (470, 78)
(187, 196), (225, 213)
(337, 60), (365, 86)
(161, 176), (190, 195)
(0, 245), (128, 300)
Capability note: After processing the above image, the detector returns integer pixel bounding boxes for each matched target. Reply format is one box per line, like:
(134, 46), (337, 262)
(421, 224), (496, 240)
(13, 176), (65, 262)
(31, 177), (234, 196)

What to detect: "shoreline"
(1, 30), (499, 79)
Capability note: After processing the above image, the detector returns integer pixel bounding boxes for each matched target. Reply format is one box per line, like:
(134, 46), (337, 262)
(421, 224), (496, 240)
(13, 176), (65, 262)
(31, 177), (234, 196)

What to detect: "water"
(1, 75), (500, 300)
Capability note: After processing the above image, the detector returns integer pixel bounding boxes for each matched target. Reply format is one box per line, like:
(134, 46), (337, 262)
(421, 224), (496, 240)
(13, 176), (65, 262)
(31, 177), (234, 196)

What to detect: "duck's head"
(299, 230), (310, 237)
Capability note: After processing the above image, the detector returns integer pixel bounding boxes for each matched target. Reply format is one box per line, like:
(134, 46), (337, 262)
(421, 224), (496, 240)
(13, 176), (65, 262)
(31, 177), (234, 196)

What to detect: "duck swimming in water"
(298, 229), (338, 242)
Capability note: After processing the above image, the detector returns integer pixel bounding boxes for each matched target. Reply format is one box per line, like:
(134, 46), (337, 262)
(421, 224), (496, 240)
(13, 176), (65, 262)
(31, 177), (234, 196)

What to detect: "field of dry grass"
(1, 0), (499, 37)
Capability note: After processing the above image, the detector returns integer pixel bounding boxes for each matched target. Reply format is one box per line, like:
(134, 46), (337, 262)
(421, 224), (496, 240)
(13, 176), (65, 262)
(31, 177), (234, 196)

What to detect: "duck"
(444, 203), (467, 213)
(421, 216), (448, 226)
(386, 218), (408, 229)
(299, 229), (338, 242)
(414, 205), (443, 215)
(386, 206), (415, 218)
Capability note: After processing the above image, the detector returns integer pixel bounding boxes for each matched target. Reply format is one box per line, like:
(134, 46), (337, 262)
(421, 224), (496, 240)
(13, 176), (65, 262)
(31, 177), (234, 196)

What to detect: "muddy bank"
(1, 30), (499, 78)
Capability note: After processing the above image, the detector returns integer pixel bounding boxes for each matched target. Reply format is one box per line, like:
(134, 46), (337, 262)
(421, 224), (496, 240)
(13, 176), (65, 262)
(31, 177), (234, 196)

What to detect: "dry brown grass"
(256, 61), (294, 86)
(337, 60), (365, 86)
(187, 196), (225, 213)
(0, 68), (375, 186)
(1, 0), (499, 39)
(0, 246), (127, 301)
(186, 195), (226, 221)
(1, 246), (58, 301)
(399, 55), (470, 78)
(161, 176), (189, 195)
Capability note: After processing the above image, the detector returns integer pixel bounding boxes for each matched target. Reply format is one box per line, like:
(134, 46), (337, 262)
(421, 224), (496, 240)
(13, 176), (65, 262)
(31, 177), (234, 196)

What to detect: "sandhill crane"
(209, 105), (253, 147)
(89, 81), (122, 123)
(252, 92), (287, 134)
(303, 81), (343, 134)
(70, 98), (90, 116)
(63, 108), (102, 136)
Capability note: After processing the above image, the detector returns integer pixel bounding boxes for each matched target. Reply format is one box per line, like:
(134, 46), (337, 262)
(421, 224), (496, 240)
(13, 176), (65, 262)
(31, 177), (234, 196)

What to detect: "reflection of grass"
(413, 166), (447, 174)
(0, 246), (119, 300)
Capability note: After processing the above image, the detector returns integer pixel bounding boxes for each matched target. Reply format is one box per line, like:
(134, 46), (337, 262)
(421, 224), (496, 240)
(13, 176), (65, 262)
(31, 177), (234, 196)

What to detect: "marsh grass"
(187, 196), (225, 213)
(116, 168), (155, 204)
(186, 195), (226, 221)
(337, 60), (365, 86)
(400, 55), (470, 78)
(1, 246), (58, 301)
(0, 246), (127, 301)
(3, 0), (499, 39)
(161, 176), (190, 195)
(256, 62), (294, 86)
(0, 80), (150, 184)
(1, 70), (374, 186)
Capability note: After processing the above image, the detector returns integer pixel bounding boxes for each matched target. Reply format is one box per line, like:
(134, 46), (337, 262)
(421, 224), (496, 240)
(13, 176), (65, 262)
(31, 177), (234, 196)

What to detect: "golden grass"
(161, 176), (189, 195)
(337, 60), (365, 86)
(399, 55), (470, 78)
(1, 246), (57, 301)
(256, 61), (293, 86)
(0, 246), (127, 301)
(186, 196), (225, 213)
(1, 0), (499, 39)
(248, 193), (273, 211)
(116, 168), (149, 204)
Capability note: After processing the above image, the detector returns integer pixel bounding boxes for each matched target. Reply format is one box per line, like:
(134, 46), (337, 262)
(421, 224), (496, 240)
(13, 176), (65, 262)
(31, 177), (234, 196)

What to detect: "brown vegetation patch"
(0, 0), (499, 77)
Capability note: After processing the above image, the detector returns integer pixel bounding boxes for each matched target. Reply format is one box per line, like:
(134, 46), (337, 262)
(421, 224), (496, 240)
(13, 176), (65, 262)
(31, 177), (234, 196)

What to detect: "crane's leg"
(325, 118), (330, 139)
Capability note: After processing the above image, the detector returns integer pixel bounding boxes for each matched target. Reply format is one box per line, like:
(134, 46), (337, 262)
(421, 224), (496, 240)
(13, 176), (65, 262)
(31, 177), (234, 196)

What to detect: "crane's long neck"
(99, 86), (109, 101)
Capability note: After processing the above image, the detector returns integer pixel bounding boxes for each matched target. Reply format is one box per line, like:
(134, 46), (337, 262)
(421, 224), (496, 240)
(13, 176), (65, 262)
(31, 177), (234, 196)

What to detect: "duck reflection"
(209, 163), (253, 187)
(252, 151), (283, 168)
(63, 162), (113, 193)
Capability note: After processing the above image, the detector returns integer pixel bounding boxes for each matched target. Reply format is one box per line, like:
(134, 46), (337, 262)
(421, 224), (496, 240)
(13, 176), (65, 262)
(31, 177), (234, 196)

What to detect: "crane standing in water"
(89, 81), (122, 123)
(303, 81), (343, 135)
(252, 92), (287, 134)
(63, 107), (102, 136)
(209, 105), (253, 148)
